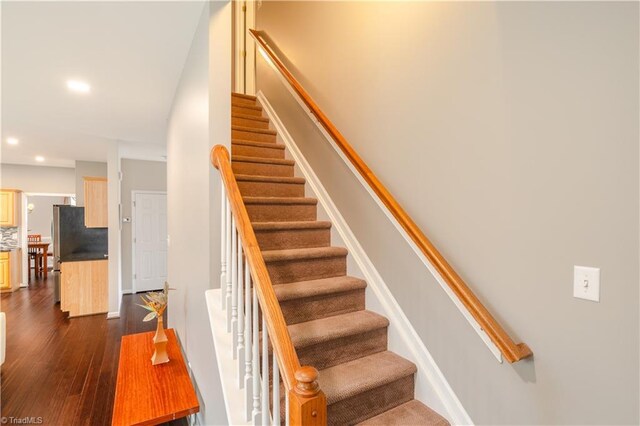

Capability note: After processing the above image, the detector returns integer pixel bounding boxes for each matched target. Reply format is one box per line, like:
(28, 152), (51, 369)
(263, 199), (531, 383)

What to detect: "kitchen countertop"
(61, 253), (109, 262)
(0, 247), (19, 252)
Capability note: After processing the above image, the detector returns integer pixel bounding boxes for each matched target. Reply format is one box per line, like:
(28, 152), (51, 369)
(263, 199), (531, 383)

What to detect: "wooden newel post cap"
(211, 145), (229, 169)
(294, 366), (320, 397)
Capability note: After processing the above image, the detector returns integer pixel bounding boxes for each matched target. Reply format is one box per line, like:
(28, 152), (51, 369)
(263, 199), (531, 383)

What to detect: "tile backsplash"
(1, 227), (19, 249)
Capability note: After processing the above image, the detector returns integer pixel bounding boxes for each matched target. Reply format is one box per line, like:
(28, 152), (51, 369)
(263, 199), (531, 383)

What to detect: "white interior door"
(133, 192), (167, 293)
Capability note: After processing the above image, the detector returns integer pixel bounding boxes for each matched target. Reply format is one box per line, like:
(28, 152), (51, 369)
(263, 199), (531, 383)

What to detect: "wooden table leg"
(37, 253), (42, 278)
(43, 250), (48, 278)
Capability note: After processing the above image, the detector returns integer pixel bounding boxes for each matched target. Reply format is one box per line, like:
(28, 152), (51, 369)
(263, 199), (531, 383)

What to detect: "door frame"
(233, 0), (256, 95)
(131, 190), (167, 294)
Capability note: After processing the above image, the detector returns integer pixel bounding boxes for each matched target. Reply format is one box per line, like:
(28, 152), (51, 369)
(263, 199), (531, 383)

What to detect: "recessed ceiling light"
(6, 137), (19, 145)
(66, 79), (91, 94)
(35, 156), (45, 162)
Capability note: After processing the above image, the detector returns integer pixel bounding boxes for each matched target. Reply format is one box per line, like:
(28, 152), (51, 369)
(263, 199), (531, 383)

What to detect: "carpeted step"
(262, 246), (347, 284)
(244, 197), (317, 222)
(253, 220), (330, 249)
(274, 276), (366, 324)
(319, 351), (417, 425)
(237, 175), (305, 198)
(232, 113), (270, 129)
(231, 92), (257, 106)
(232, 102), (263, 117)
(232, 140), (285, 159)
(358, 399), (450, 426)
(232, 156), (294, 177)
(289, 311), (388, 371)
(232, 126), (277, 143)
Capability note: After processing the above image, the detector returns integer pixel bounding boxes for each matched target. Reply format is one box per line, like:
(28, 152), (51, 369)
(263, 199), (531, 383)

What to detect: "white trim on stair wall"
(258, 91), (474, 426)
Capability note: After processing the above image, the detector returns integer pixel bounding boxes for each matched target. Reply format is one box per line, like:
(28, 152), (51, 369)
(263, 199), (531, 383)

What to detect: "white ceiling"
(1, 1), (205, 168)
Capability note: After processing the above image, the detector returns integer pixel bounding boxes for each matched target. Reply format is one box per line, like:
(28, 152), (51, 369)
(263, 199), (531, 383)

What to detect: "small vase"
(151, 315), (169, 365)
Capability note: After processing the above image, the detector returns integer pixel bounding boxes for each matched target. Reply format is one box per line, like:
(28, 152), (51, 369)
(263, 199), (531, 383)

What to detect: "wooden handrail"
(249, 29), (532, 363)
(211, 145), (327, 424)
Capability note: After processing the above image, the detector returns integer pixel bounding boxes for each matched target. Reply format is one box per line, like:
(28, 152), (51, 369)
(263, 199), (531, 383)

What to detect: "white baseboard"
(106, 311), (120, 319)
(258, 91), (473, 425)
(122, 289), (133, 295)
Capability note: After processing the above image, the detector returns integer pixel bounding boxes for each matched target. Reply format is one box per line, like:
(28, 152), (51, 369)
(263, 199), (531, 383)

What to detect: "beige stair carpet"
(231, 92), (450, 426)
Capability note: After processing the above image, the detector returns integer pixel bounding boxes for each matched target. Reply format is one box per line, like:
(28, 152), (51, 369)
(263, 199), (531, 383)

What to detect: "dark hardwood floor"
(1, 275), (187, 426)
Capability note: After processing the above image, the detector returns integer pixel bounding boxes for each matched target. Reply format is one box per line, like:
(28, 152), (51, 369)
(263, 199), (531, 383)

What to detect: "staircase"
(231, 92), (450, 426)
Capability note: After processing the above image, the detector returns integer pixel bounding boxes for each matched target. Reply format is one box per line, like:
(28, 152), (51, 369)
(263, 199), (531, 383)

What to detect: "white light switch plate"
(573, 266), (600, 302)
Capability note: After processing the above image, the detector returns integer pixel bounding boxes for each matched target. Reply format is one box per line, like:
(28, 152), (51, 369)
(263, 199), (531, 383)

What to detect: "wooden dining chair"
(27, 234), (42, 281)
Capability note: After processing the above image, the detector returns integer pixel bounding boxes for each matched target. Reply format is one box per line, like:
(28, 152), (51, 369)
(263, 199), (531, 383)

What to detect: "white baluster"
(273, 353), (280, 426)
(244, 259), (253, 421)
(220, 184), (227, 309)
(225, 200), (232, 313)
(237, 242), (245, 387)
(252, 288), (261, 424)
(285, 392), (290, 426)
(262, 315), (269, 425)
(231, 222), (238, 353)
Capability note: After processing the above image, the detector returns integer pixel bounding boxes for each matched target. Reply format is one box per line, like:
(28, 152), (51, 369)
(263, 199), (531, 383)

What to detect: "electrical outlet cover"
(573, 265), (600, 302)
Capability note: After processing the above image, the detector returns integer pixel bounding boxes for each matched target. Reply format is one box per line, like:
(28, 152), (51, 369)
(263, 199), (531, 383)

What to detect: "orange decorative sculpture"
(138, 282), (173, 365)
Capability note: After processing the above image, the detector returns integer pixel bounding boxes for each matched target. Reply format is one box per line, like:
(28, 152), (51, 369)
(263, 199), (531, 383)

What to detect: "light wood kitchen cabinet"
(1, 250), (22, 292)
(84, 177), (108, 228)
(0, 190), (19, 227)
(0, 253), (9, 289)
(60, 259), (108, 317)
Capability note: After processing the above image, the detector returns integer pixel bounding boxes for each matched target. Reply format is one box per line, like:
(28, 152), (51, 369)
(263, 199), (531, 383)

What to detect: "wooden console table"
(112, 329), (199, 426)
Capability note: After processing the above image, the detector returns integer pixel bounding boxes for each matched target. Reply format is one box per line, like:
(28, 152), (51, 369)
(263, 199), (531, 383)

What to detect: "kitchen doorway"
(25, 193), (74, 277)
(132, 191), (167, 293)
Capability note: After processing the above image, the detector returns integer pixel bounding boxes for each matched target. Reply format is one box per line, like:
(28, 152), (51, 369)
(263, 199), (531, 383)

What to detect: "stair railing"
(212, 145), (327, 425)
(249, 29), (532, 363)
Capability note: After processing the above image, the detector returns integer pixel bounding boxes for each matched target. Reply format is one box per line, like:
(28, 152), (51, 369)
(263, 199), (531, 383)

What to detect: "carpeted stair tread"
(357, 400), (450, 426)
(262, 246), (347, 262)
(319, 351), (417, 405)
(232, 155), (294, 165)
(232, 139), (285, 150)
(232, 101), (261, 110)
(231, 92), (257, 100)
(243, 196), (317, 205)
(274, 276), (366, 302)
(236, 175), (305, 184)
(232, 113), (269, 122)
(288, 310), (388, 348)
(253, 220), (330, 231)
(232, 125), (277, 135)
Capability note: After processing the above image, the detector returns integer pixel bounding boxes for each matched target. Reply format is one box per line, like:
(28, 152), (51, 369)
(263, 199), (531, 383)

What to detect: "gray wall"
(256, 2), (639, 425)
(75, 160), (107, 206)
(26, 195), (66, 241)
(166, 3), (227, 425)
(1, 164), (75, 194)
(120, 159), (167, 293)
